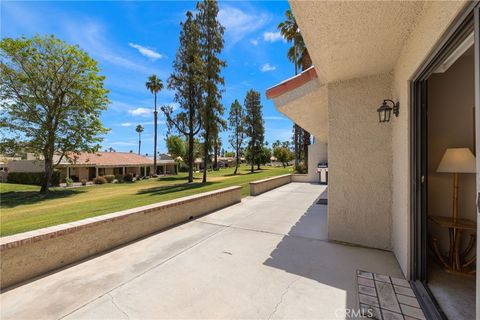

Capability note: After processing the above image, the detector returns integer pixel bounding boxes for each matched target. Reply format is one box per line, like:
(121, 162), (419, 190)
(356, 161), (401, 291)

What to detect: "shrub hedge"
(7, 171), (61, 186)
(93, 176), (107, 184)
(104, 175), (115, 183)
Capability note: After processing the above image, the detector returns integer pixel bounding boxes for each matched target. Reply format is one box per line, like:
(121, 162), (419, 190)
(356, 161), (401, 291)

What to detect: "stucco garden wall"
(0, 186), (242, 289)
(249, 174), (292, 196)
(327, 73), (393, 250)
(307, 142), (328, 182)
(390, 1), (468, 276)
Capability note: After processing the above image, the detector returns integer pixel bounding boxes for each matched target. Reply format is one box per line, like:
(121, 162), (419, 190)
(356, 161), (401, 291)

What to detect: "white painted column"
(66, 167), (70, 179)
(163, 165), (166, 176)
(95, 167), (99, 177)
(122, 167), (126, 175)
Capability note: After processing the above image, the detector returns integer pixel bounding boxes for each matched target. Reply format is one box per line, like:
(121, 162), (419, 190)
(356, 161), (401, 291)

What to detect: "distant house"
(8, 152), (157, 182)
(58, 152), (154, 181)
(216, 157), (235, 168)
(155, 154), (177, 175)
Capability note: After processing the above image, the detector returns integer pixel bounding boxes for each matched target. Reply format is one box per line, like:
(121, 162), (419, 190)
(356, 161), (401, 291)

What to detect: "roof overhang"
(266, 66), (317, 99)
(289, 1), (426, 83)
(266, 67), (328, 143)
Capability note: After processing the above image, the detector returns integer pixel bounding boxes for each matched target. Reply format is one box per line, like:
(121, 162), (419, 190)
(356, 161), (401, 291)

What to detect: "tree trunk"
(188, 134), (194, 183)
(250, 154), (254, 173)
(303, 130), (310, 169)
(202, 151), (208, 183)
(294, 124), (299, 169)
(213, 140), (218, 169)
(138, 133), (141, 155)
(153, 93), (158, 175)
(40, 155), (53, 194)
(202, 127), (209, 183)
(234, 152), (239, 175)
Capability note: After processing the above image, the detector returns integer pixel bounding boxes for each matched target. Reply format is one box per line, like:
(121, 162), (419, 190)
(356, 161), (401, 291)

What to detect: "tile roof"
(65, 152), (153, 166)
(266, 66), (318, 99)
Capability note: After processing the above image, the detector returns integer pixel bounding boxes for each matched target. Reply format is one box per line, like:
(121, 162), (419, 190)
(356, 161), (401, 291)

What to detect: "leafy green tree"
(228, 99), (245, 174)
(136, 124), (144, 155)
(224, 151), (235, 157)
(162, 11), (204, 183)
(0, 35), (109, 193)
(196, 0), (226, 182)
(145, 75), (163, 174)
(244, 89), (265, 172)
(258, 146), (272, 166)
(273, 146), (293, 168)
(166, 135), (186, 159)
(166, 135), (186, 173)
(244, 146), (271, 167)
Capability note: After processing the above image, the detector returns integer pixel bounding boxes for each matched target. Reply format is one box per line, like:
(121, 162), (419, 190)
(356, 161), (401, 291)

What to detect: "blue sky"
(1, 1), (295, 155)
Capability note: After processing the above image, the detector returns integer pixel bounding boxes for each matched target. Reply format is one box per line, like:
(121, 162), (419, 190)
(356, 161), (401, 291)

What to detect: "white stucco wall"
(307, 142), (328, 182)
(328, 73), (393, 250)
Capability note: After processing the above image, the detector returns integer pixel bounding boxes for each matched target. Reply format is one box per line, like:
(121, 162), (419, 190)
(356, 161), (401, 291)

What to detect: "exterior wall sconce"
(377, 100), (399, 123)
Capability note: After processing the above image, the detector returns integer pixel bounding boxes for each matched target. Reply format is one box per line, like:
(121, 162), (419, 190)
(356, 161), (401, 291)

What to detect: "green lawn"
(0, 165), (291, 236)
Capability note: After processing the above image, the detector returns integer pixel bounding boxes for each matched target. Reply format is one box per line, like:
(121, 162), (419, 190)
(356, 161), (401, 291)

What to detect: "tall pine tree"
(244, 90), (265, 173)
(196, 0), (226, 183)
(161, 11), (204, 183)
(228, 99), (245, 175)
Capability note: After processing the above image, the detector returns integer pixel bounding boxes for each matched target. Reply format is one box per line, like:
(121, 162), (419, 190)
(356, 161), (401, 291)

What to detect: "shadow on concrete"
(262, 190), (357, 312)
(1, 189), (85, 208)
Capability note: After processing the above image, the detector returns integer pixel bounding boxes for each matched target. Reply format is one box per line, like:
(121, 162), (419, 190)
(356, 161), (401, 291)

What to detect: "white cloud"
(263, 31), (283, 43)
(249, 39), (259, 46)
(2, 3), (167, 77)
(128, 107), (152, 117)
(128, 43), (164, 60)
(260, 63), (276, 72)
(218, 5), (271, 47)
(119, 121), (157, 127)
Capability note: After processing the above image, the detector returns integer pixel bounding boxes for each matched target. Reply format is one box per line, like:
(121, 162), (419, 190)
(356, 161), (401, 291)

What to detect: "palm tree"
(279, 10), (312, 170)
(136, 124), (144, 155)
(145, 75), (163, 175)
(278, 9), (312, 74)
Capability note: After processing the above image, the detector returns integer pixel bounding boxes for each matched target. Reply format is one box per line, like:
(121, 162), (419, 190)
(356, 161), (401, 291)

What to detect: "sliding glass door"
(411, 3), (479, 319)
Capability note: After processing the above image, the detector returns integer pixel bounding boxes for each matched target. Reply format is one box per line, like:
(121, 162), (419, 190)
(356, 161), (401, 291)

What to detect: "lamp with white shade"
(437, 147), (476, 220)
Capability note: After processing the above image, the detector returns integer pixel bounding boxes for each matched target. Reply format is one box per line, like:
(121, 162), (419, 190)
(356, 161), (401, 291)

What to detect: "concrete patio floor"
(0, 183), (404, 319)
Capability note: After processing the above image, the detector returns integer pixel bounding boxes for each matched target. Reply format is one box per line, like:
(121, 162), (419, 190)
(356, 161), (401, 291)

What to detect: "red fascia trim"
(265, 67), (318, 99)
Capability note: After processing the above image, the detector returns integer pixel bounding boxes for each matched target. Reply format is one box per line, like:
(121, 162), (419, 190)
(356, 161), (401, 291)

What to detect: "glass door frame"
(410, 3), (479, 319)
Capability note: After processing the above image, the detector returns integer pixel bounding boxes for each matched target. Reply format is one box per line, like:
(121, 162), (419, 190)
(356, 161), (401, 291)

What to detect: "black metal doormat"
(356, 270), (426, 320)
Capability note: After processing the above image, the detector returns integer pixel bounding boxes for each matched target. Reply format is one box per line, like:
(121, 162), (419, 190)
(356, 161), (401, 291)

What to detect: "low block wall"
(249, 174), (292, 196)
(291, 174), (310, 183)
(0, 186), (242, 289)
